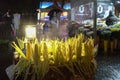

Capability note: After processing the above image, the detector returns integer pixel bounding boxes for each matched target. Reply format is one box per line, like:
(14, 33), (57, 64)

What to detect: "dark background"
(0, 0), (40, 13)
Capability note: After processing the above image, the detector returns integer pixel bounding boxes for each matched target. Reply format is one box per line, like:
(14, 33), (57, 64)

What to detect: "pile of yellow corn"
(12, 34), (97, 80)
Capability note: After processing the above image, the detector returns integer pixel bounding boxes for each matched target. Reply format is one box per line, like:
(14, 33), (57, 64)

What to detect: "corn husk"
(12, 34), (97, 80)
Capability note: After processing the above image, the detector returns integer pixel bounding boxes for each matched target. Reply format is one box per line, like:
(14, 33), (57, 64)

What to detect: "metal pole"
(93, 0), (97, 45)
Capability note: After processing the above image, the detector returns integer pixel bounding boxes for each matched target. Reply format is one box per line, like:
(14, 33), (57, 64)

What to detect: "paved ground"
(94, 50), (120, 80)
(0, 43), (13, 80)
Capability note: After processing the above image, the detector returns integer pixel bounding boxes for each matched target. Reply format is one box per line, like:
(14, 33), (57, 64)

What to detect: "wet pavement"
(0, 43), (13, 80)
(94, 51), (120, 80)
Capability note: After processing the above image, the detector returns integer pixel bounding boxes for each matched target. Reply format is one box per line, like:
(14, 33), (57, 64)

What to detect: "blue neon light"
(39, 2), (71, 10)
(39, 2), (54, 8)
(63, 3), (71, 10)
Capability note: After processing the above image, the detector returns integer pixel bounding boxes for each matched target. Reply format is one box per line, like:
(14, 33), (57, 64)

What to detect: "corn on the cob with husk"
(26, 42), (33, 59)
(12, 33), (97, 80)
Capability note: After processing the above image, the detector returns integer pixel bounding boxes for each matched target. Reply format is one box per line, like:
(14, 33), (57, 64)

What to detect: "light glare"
(25, 27), (36, 39)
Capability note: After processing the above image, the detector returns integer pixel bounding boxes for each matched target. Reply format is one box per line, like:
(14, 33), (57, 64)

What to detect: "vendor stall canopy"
(39, 0), (70, 9)
(71, 0), (120, 7)
(39, 1), (71, 10)
(40, 0), (70, 6)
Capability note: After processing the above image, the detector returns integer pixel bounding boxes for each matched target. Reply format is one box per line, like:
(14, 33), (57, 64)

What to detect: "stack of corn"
(12, 34), (97, 80)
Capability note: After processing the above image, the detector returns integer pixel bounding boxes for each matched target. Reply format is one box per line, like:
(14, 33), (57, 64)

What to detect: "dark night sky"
(0, 0), (40, 12)
(0, 0), (69, 12)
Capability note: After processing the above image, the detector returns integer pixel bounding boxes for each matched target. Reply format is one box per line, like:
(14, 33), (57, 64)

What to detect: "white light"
(97, 5), (103, 13)
(79, 5), (84, 13)
(117, 1), (120, 3)
(37, 12), (40, 20)
(25, 27), (36, 39)
(110, 3), (113, 5)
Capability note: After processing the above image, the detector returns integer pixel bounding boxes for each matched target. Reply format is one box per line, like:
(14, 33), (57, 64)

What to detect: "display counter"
(97, 26), (120, 54)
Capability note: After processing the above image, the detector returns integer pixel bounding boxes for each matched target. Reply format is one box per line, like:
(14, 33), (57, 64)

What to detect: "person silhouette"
(105, 10), (119, 26)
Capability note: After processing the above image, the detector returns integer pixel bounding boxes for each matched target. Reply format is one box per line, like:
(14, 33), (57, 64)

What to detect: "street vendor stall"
(5, 0), (98, 80)
(96, 1), (120, 54)
(38, 1), (70, 21)
(70, 0), (120, 54)
(70, 0), (97, 39)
